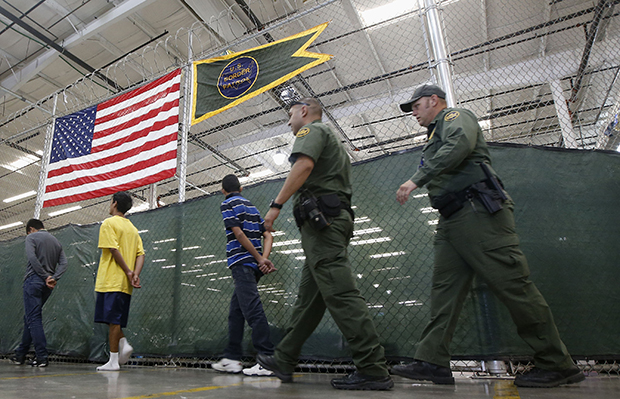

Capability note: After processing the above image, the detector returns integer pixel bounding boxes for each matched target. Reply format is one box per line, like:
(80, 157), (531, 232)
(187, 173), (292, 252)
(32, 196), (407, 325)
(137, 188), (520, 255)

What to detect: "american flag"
(42, 69), (181, 208)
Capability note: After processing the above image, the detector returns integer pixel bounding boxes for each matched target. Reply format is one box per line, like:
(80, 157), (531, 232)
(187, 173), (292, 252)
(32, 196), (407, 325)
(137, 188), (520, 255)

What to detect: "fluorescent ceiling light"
(272, 239), (301, 247)
(48, 205), (81, 217)
(239, 169), (273, 183)
(277, 248), (305, 254)
(354, 227), (383, 235)
(2, 154), (39, 172)
(273, 150), (287, 165)
(360, 0), (417, 27)
(0, 221), (23, 230)
(350, 237), (392, 246)
(370, 251), (406, 259)
(4, 190), (36, 203)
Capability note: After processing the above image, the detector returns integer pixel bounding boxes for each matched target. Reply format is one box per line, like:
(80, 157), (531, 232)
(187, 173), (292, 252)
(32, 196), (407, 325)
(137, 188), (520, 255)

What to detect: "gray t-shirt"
(25, 230), (67, 281)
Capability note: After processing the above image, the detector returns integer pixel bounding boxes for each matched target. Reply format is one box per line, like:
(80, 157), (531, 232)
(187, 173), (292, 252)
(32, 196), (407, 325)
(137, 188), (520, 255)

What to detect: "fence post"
(422, 0), (457, 107)
(178, 32), (193, 203)
(34, 93), (58, 219)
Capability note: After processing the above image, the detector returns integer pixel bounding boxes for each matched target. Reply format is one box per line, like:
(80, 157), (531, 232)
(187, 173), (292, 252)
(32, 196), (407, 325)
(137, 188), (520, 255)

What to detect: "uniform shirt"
(221, 193), (264, 269)
(95, 215), (145, 295)
(24, 230), (67, 281)
(289, 120), (352, 206)
(411, 107), (498, 200)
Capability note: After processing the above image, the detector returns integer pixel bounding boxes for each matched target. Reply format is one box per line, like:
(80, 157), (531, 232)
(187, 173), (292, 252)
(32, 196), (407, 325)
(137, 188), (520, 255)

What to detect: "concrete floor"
(1, 360), (619, 399)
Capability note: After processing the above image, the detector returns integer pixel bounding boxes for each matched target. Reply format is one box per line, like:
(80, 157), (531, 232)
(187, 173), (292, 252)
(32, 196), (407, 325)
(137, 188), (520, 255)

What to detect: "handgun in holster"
(472, 163), (508, 214)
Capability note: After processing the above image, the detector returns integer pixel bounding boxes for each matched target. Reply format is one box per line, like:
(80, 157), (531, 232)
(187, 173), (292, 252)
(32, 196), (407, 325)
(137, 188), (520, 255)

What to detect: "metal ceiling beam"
(0, 5), (122, 91)
(0, 0), (158, 97)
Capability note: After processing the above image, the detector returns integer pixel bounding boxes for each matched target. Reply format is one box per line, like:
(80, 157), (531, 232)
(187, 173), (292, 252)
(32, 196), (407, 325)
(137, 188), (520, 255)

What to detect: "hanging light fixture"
(273, 149), (287, 165)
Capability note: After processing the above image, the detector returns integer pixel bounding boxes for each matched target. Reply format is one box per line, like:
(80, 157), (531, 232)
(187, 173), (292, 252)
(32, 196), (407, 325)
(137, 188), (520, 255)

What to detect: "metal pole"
(148, 183), (157, 209)
(34, 93), (58, 218)
(422, 0), (456, 107)
(178, 32), (193, 203)
(549, 79), (579, 149)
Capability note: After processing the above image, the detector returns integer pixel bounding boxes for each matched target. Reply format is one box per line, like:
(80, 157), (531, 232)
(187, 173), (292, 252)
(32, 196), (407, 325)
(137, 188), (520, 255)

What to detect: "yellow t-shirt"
(95, 215), (145, 295)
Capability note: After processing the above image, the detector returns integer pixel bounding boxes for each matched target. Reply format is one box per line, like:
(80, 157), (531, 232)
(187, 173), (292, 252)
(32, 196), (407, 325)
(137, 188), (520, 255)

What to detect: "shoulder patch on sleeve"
(444, 111), (460, 122)
(296, 127), (311, 138)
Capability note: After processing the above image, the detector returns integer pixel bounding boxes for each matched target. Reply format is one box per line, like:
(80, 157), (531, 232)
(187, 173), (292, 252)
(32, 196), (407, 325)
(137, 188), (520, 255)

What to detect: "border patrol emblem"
(296, 127), (310, 138)
(444, 111), (460, 121)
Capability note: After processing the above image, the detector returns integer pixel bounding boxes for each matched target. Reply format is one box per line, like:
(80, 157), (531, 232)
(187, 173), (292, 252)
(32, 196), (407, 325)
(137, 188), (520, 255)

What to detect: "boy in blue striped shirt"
(213, 174), (276, 376)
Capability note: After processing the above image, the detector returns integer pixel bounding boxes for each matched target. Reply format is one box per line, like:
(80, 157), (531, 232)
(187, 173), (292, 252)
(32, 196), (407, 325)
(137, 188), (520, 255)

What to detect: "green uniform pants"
(415, 199), (574, 371)
(274, 211), (389, 377)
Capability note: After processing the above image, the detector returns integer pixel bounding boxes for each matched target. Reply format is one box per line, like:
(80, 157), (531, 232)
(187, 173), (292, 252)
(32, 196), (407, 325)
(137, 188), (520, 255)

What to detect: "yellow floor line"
(1, 371), (113, 380)
(118, 381), (245, 399)
(117, 375), (293, 399)
(493, 380), (521, 399)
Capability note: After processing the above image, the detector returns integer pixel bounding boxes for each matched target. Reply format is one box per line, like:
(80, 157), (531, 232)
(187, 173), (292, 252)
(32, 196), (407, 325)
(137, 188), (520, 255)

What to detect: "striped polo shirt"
(220, 193), (265, 269)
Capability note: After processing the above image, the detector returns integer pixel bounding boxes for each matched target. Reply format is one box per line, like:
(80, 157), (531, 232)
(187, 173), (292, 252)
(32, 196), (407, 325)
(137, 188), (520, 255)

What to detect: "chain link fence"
(1, 0), (619, 375)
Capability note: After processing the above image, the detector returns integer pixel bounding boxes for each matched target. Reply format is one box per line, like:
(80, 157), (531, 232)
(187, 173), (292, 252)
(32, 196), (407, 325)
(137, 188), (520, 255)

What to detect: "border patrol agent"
(258, 98), (393, 391)
(393, 85), (584, 388)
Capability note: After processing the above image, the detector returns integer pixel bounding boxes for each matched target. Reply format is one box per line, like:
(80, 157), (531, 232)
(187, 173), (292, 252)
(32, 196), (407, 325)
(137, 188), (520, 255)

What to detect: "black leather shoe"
(331, 371), (394, 390)
(391, 360), (454, 384)
(256, 354), (293, 383)
(514, 366), (585, 388)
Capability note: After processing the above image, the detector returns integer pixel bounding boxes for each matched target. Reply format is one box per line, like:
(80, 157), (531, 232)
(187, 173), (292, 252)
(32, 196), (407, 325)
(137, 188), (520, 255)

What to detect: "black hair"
(26, 218), (44, 233)
(113, 191), (133, 214)
(222, 174), (241, 193)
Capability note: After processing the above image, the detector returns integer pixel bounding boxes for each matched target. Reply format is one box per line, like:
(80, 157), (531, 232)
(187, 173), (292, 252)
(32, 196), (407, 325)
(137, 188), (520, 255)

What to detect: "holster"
(469, 181), (505, 214)
(293, 193), (354, 230)
(431, 181), (507, 218)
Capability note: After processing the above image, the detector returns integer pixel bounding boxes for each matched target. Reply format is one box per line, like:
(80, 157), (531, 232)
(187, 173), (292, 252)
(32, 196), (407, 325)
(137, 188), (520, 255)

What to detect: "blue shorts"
(94, 292), (131, 328)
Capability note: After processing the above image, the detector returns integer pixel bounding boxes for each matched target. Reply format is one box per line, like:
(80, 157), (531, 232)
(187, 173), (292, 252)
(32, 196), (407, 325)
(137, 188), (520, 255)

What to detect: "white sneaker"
(243, 363), (274, 376)
(212, 358), (242, 373)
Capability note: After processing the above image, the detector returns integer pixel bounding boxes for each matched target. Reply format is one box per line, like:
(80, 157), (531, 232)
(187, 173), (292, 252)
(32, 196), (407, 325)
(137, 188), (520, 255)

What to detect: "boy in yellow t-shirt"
(94, 191), (145, 371)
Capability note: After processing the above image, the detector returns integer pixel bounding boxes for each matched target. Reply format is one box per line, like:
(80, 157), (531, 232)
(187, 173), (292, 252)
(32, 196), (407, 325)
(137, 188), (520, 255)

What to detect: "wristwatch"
(269, 200), (283, 209)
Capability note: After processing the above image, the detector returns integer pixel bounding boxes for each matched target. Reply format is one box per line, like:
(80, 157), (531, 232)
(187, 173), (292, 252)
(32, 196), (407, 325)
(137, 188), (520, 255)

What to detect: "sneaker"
(10, 354), (26, 365)
(331, 371), (394, 390)
(30, 358), (48, 367)
(514, 366), (585, 388)
(391, 360), (454, 384)
(212, 358), (242, 374)
(256, 354), (293, 383)
(243, 363), (274, 376)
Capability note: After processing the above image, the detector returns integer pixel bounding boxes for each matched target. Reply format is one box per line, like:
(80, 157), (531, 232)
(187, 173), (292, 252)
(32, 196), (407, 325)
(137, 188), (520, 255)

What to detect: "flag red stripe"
(47, 133), (178, 178)
(43, 169), (176, 208)
(94, 83), (180, 126)
(93, 98), (179, 141)
(96, 69), (182, 112)
(93, 114), (178, 153)
(45, 150), (177, 193)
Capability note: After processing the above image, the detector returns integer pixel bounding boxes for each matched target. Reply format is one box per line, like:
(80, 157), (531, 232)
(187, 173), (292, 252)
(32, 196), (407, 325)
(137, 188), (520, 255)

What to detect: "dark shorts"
(94, 292), (131, 328)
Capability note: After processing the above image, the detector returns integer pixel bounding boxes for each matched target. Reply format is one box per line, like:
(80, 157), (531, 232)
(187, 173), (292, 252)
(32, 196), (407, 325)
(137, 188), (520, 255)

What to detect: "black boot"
(331, 371), (394, 390)
(514, 366), (585, 388)
(391, 360), (454, 384)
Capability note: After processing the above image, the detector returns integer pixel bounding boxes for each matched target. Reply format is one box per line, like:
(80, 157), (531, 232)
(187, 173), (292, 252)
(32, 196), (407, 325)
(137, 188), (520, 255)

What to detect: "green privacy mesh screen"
(1, 144), (618, 362)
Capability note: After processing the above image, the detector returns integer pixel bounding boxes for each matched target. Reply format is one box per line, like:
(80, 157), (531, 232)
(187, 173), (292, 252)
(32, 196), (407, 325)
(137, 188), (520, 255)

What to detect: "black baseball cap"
(400, 85), (446, 113)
